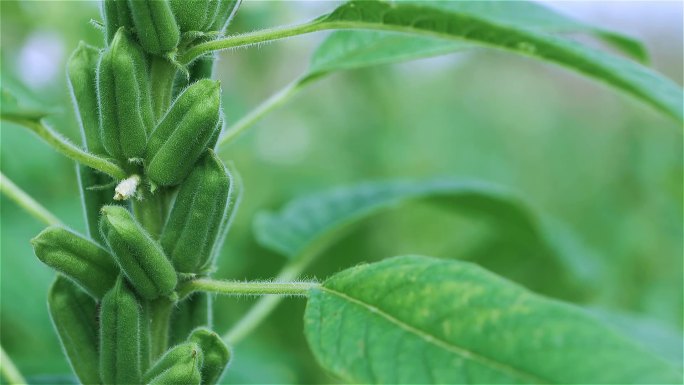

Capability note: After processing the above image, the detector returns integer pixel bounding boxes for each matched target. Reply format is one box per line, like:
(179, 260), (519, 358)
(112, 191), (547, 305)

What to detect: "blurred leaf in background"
(1, 1), (682, 384)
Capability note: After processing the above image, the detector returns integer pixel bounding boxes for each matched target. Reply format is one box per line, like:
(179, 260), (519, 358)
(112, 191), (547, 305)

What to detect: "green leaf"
(304, 255), (682, 384)
(313, 1), (681, 121)
(254, 179), (601, 299)
(305, 1), (647, 80)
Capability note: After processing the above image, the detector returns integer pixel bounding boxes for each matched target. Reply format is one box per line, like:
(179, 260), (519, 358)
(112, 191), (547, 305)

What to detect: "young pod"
(127, 0), (180, 55)
(100, 276), (142, 385)
(68, 42), (106, 155)
(101, 0), (134, 44)
(204, 162), (241, 271)
(143, 342), (203, 384)
(48, 276), (101, 385)
(100, 205), (178, 300)
(97, 28), (153, 161)
(160, 150), (231, 273)
(145, 79), (221, 186)
(169, 292), (212, 345)
(32, 226), (118, 299)
(188, 327), (231, 385)
(210, 0), (241, 33)
(170, 0), (214, 33)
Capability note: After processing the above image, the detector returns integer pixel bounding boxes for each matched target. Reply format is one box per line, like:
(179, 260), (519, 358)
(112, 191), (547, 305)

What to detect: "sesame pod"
(206, 112), (223, 150)
(97, 28), (152, 161)
(100, 276), (142, 385)
(169, 292), (212, 345)
(145, 79), (221, 186)
(67, 42), (106, 155)
(32, 226), (118, 299)
(48, 276), (101, 385)
(209, 0), (241, 33)
(188, 327), (231, 385)
(202, 162), (241, 272)
(101, 0), (134, 44)
(100, 205), (178, 300)
(160, 151), (230, 273)
(170, 0), (213, 33)
(128, 0), (180, 55)
(143, 342), (203, 384)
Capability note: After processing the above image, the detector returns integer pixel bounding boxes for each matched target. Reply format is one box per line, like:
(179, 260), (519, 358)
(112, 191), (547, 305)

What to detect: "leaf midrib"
(319, 286), (549, 384)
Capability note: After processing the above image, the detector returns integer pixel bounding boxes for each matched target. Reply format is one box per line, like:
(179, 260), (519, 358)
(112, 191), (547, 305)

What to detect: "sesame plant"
(1, 1), (682, 384)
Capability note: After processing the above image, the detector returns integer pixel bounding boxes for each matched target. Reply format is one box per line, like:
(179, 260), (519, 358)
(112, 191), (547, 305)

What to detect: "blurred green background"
(1, 1), (682, 383)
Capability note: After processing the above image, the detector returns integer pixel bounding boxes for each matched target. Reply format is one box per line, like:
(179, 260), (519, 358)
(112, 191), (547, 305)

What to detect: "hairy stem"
(178, 278), (318, 299)
(217, 78), (303, 152)
(3, 118), (127, 180)
(179, 20), (326, 65)
(0, 344), (27, 385)
(148, 298), (174, 361)
(222, 248), (321, 344)
(0, 172), (62, 226)
(150, 57), (178, 121)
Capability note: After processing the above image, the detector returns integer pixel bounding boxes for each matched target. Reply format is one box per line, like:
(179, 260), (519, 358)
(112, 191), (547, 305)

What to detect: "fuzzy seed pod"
(48, 276), (101, 385)
(145, 79), (221, 186)
(127, 0), (180, 55)
(169, 292), (212, 345)
(170, 0), (215, 33)
(68, 42), (106, 155)
(204, 162), (241, 271)
(143, 342), (203, 384)
(188, 327), (231, 385)
(77, 164), (118, 246)
(32, 226), (118, 299)
(100, 276), (142, 385)
(210, 0), (241, 33)
(97, 27), (153, 162)
(101, 0), (134, 45)
(160, 151), (231, 273)
(100, 205), (178, 300)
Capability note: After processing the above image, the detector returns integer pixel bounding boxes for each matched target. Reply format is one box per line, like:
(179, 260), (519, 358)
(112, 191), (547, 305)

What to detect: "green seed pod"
(210, 0), (241, 33)
(32, 226), (118, 299)
(100, 205), (178, 300)
(48, 276), (101, 385)
(203, 162), (241, 272)
(101, 0), (134, 44)
(188, 327), (231, 385)
(127, 0), (180, 55)
(97, 28), (153, 161)
(169, 292), (212, 345)
(100, 276), (142, 385)
(170, 0), (214, 33)
(77, 164), (120, 246)
(143, 342), (203, 384)
(68, 41), (106, 155)
(160, 151), (231, 273)
(145, 79), (221, 186)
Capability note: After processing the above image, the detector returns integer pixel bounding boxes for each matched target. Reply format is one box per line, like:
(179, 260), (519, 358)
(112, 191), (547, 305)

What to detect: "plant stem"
(178, 278), (318, 299)
(217, 78), (303, 152)
(3, 118), (127, 180)
(222, 248), (321, 344)
(0, 344), (27, 385)
(0, 172), (61, 226)
(179, 20), (326, 65)
(148, 298), (174, 361)
(150, 57), (178, 121)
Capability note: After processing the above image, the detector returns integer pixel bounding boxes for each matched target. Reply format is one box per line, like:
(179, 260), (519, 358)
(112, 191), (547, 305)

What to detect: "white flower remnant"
(114, 175), (141, 200)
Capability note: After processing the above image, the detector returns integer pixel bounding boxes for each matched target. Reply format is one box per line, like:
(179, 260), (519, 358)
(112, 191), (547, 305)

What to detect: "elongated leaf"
(305, 1), (646, 79)
(304, 255), (681, 384)
(254, 179), (600, 299)
(311, 1), (681, 121)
